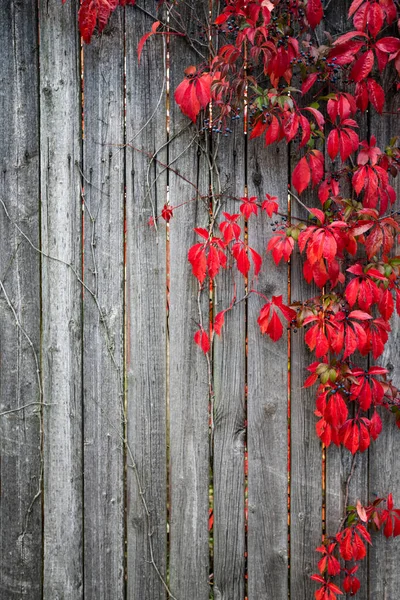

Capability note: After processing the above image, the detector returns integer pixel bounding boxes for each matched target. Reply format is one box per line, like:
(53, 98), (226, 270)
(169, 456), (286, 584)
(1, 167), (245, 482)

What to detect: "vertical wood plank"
(0, 1), (42, 597)
(212, 124), (246, 599)
(368, 75), (400, 600)
(168, 3), (210, 597)
(125, 5), (168, 599)
(39, 1), (83, 597)
(247, 139), (289, 599)
(289, 152), (322, 598)
(323, 5), (370, 598)
(82, 11), (125, 600)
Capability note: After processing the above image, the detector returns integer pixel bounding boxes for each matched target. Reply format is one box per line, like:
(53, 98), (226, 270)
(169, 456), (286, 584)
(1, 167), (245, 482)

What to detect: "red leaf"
(261, 194), (279, 217)
(214, 311), (226, 336)
(306, 0), (323, 28)
(78, 0), (97, 44)
(249, 247), (262, 276)
(293, 156), (311, 194)
(161, 203), (173, 222)
(367, 78), (385, 113)
(350, 50), (374, 82)
(349, 0), (365, 17)
(309, 150), (324, 186)
(375, 37), (400, 53)
(240, 196), (258, 219)
(232, 243), (250, 277)
(267, 310), (284, 341)
(327, 129), (340, 160)
(367, 1), (384, 37)
(302, 72), (318, 95)
(378, 288), (394, 320)
(304, 107), (325, 130)
(138, 20), (160, 62)
(188, 243), (207, 283)
(265, 115), (282, 146)
(194, 328), (210, 353)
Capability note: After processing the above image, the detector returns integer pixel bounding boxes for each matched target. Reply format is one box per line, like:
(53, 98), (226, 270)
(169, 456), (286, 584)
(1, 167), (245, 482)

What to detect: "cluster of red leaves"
(188, 199), (295, 351)
(65, 0), (136, 44)
(312, 495), (400, 598)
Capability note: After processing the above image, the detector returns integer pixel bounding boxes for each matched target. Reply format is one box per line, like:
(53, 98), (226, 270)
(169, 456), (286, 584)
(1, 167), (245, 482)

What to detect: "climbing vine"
(69, 0), (400, 597)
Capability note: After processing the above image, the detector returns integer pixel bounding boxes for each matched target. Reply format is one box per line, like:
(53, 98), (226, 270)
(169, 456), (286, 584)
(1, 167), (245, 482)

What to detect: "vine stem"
(338, 453), (357, 532)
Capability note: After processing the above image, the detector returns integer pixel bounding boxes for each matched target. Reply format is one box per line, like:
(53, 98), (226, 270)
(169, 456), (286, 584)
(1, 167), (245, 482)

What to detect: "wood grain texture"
(368, 75), (400, 600)
(289, 151), (322, 598)
(82, 11), (125, 600)
(168, 3), (210, 597)
(0, 1), (42, 597)
(323, 5), (370, 598)
(212, 123), (246, 600)
(39, 1), (83, 597)
(125, 5), (168, 599)
(247, 138), (289, 600)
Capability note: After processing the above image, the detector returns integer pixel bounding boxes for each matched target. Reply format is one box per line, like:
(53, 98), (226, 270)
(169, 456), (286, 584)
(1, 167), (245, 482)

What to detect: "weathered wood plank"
(39, 1), (83, 597)
(0, 1), (42, 597)
(82, 11), (125, 600)
(247, 138), (289, 600)
(323, 5), (370, 598)
(125, 5), (168, 599)
(168, 3), (210, 597)
(289, 151), (323, 598)
(368, 75), (400, 600)
(212, 123), (246, 599)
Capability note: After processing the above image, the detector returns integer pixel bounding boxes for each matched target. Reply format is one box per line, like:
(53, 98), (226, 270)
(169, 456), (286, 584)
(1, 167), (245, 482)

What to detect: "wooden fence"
(0, 1), (399, 599)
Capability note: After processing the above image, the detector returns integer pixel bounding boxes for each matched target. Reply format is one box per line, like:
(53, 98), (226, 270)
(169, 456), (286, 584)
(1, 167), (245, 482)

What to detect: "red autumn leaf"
(327, 129), (340, 160)
(188, 243), (207, 283)
(266, 310), (284, 341)
(349, 0), (365, 17)
(367, 1), (384, 37)
(79, 0), (97, 44)
(292, 156), (311, 194)
(138, 20), (161, 62)
(240, 196), (258, 219)
(350, 50), (374, 82)
(232, 243), (250, 277)
(261, 194), (279, 217)
(214, 310), (226, 336)
(194, 328), (210, 353)
(161, 203), (173, 222)
(174, 71), (211, 122)
(375, 37), (400, 53)
(265, 115), (282, 146)
(219, 212), (241, 244)
(267, 231), (295, 265)
(309, 150), (324, 186)
(367, 78), (385, 113)
(316, 543), (341, 576)
(249, 247), (262, 276)
(306, 0), (323, 28)
(378, 288), (394, 320)
(301, 72), (318, 95)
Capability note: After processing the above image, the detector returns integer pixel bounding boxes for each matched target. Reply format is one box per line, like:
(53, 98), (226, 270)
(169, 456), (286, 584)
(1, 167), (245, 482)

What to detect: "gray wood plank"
(125, 5), (168, 599)
(168, 3), (211, 597)
(39, 1), (83, 597)
(0, 1), (42, 597)
(323, 5), (370, 598)
(289, 148), (323, 598)
(247, 138), (290, 600)
(368, 73), (400, 600)
(82, 10), (125, 600)
(212, 123), (246, 599)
